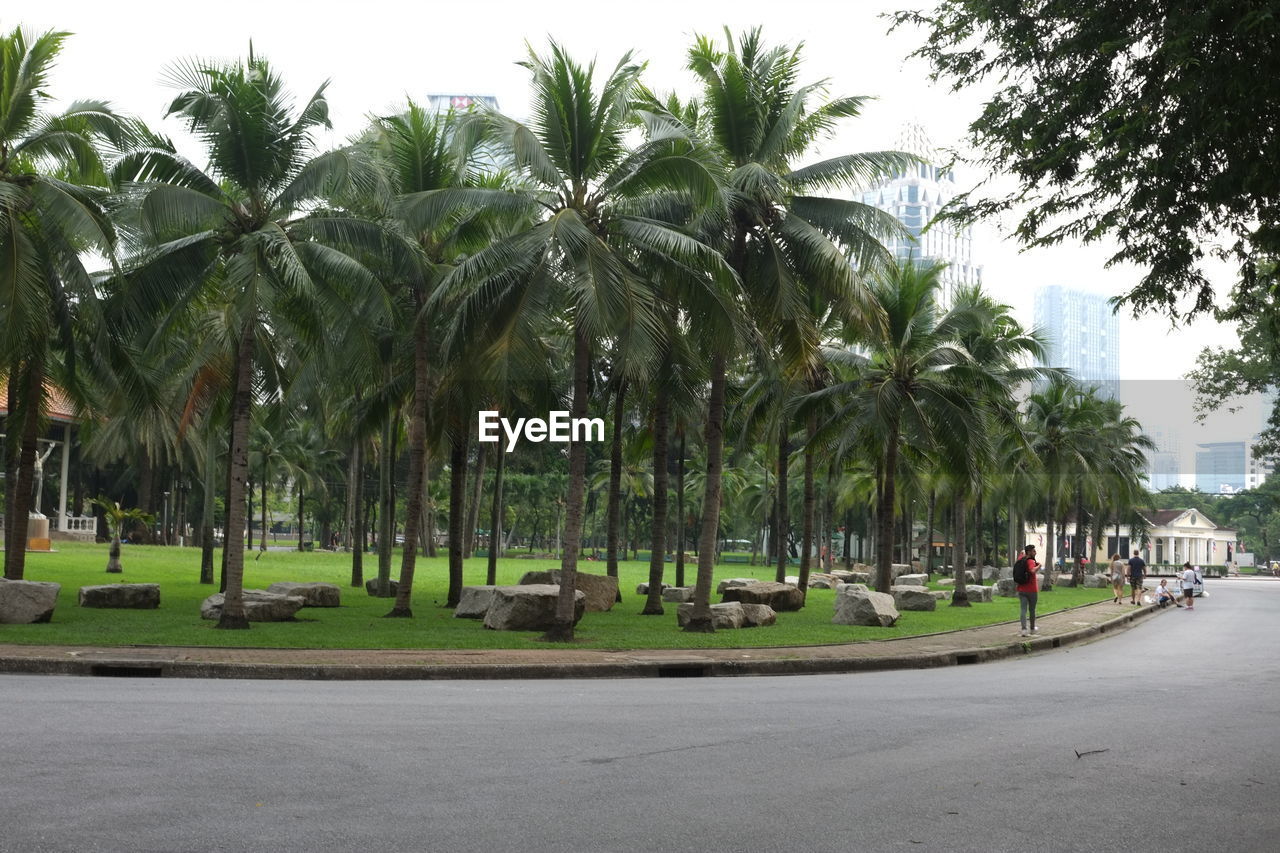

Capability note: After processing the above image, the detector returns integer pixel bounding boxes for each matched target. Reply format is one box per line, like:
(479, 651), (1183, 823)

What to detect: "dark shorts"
(1129, 575), (1143, 587)
(1183, 587), (1195, 599)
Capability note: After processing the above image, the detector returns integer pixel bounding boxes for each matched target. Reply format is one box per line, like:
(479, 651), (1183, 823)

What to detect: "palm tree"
(675, 27), (910, 629)
(1, 27), (126, 580)
(115, 50), (384, 627)
(91, 497), (153, 573)
(821, 261), (988, 593)
(448, 42), (730, 641)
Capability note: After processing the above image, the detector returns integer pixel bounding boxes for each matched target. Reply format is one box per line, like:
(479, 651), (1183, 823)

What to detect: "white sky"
(23, 0), (1245, 391)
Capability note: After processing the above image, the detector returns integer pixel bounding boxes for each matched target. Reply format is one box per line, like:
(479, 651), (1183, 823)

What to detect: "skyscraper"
(1033, 285), (1120, 398)
(1196, 441), (1247, 494)
(859, 122), (982, 306)
(1146, 427), (1181, 491)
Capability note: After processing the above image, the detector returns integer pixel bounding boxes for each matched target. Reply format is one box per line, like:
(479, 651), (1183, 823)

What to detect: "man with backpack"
(1014, 544), (1041, 636)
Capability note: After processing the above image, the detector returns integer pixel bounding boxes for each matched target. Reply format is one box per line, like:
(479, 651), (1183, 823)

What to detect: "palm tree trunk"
(774, 424), (790, 583)
(486, 442), (506, 586)
(389, 308), (430, 618)
(547, 329), (591, 641)
(217, 319), (254, 629)
(4, 358), (42, 580)
(463, 443), (487, 559)
(797, 416), (817, 602)
(200, 426), (216, 584)
(874, 418), (901, 593)
(951, 497), (971, 606)
(605, 381), (627, 579)
(1073, 487), (1086, 586)
(686, 351), (728, 633)
(1043, 512), (1056, 592)
(924, 489), (937, 577)
(260, 457), (269, 553)
(106, 531), (123, 573)
(642, 382), (671, 615)
(675, 427), (686, 588)
(296, 482), (305, 551)
(374, 411), (394, 597)
(447, 428), (468, 607)
(350, 440), (364, 587)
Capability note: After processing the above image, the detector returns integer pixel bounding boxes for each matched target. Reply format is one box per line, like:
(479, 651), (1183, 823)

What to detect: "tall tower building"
(1196, 441), (1247, 494)
(1033, 285), (1120, 398)
(1146, 427), (1181, 491)
(859, 122), (982, 306)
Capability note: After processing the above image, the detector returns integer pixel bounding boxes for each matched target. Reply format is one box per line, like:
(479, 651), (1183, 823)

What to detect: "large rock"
(895, 573), (928, 587)
(995, 578), (1019, 597)
(0, 578), (61, 624)
(200, 590), (305, 622)
(891, 586), (937, 611)
(784, 575), (800, 586)
(959, 585), (994, 602)
(483, 584), (585, 631)
(1056, 573), (1077, 588)
(519, 570), (617, 612)
(676, 601), (746, 629)
(636, 582), (671, 595)
(807, 573), (840, 589)
(981, 565), (1002, 582)
(365, 578), (399, 597)
(454, 585), (500, 619)
(739, 603), (777, 627)
(266, 582), (340, 607)
(1083, 574), (1110, 588)
(78, 583), (160, 609)
(717, 577), (763, 594)
(662, 586), (695, 603)
(832, 588), (899, 627)
(844, 572), (871, 585)
(721, 581), (804, 611)
(930, 589), (952, 601)
(835, 582), (870, 595)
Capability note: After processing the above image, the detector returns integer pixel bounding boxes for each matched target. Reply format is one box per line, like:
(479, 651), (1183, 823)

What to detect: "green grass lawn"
(2, 542), (1112, 649)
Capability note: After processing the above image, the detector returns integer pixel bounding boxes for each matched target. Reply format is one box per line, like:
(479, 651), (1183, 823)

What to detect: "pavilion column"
(57, 423), (70, 532)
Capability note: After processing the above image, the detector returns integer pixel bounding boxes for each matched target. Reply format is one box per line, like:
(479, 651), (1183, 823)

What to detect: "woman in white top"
(1180, 562), (1198, 610)
(1108, 554), (1127, 603)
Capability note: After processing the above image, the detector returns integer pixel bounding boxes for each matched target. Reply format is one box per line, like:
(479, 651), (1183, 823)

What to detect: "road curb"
(0, 601), (1165, 681)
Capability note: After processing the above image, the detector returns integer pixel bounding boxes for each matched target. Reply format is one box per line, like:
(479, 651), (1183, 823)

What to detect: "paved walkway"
(0, 596), (1173, 680)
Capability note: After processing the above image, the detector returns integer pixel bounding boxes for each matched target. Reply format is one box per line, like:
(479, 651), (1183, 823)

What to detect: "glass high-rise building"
(1033, 285), (1120, 398)
(1196, 441), (1247, 494)
(859, 122), (982, 306)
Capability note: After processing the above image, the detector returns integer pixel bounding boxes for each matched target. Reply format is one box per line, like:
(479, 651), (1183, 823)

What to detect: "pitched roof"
(0, 382), (80, 425)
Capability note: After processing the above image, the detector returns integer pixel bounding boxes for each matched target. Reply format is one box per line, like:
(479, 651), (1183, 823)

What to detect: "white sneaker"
(1031, 627), (1039, 634)
(1020, 629), (1029, 637)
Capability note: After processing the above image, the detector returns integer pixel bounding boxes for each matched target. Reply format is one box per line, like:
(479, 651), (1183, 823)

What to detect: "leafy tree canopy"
(893, 1), (1280, 318)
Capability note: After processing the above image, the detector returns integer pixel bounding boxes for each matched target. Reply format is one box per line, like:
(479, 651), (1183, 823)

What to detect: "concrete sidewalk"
(0, 596), (1172, 681)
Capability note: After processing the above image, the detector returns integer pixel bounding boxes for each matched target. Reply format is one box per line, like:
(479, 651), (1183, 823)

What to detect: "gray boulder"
(832, 588), (899, 627)
(1056, 573), (1077, 588)
(454, 585), (500, 619)
(519, 570), (618, 612)
(834, 582), (870, 595)
(716, 578), (763, 593)
(895, 573), (928, 587)
(930, 589), (952, 601)
(722, 581), (805, 611)
(995, 578), (1019, 597)
(960, 585), (994, 603)
(662, 586), (695, 603)
(636, 582), (671, 595)
(891, 563), (913, 581)
(365, 578), (399, 597)
(676, 601), (746, 629)
(483, 584), (585, 631)
(807, 573), (840, 589)
(200, 590), (305, 622)
(739, 603), (777, 627)
(78, 583), (160, 610)
(266, 582), (340, 607)
(891, 586), (937, 611)
(1083, 574), (1110, 588)
(0, 578), (61, 624)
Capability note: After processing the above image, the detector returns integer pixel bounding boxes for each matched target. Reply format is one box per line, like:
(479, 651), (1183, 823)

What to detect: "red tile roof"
(0, 382), (81, 424)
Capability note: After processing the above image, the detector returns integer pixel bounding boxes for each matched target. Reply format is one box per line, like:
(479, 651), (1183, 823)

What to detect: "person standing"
(1109, 553), (1126, 604)
(1128, 549), (1147, 605)
(1015, 544), (1041, 636)
(1181, 561), (1197, 610)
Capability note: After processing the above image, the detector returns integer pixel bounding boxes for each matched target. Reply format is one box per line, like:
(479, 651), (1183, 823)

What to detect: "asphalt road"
(2, 581), (1278, 853)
